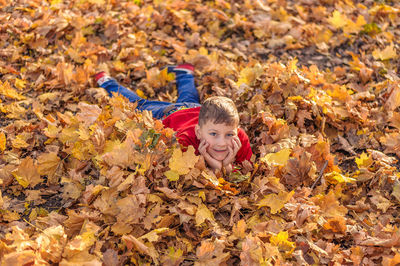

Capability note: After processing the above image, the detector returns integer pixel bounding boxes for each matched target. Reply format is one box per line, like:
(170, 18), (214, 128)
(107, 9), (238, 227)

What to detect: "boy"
(94, 64), (252, 173)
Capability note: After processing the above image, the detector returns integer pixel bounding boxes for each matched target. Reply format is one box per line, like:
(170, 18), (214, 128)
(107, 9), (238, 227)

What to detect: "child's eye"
(227, 134), (234, 137)
(209, 132), (217, 136)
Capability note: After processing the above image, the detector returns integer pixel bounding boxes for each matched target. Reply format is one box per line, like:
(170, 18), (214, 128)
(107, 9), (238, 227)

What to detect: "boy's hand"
(198, 139), (222, 170)
(222, 136), (241, 169)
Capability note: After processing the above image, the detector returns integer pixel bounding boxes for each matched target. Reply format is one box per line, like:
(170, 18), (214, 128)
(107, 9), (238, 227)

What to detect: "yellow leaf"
(165, 170), (180, 181)
(0, 132), (5, 152)
(14, 78), (26, 90)
(136, 89), (147, 99)
(113, 60), (126, 72)
(260, 148), (292, 166)
(59, 127), (80, 144)
(373, 43), (397, 60)
(257, 190), (294, 214)
(270, 231), (295, 252)
(159, 67), (176, 83)
(328, 10), (348, 29)
(355, 152), (373, 169)
(12, 157), (43, 188)
(325, 171), (356, 184)
(12, 134), (30, 149)
(43, 124), (60, 139)
(312, 190), (348, 217)
(195, 204), (215, 226)
(237, 65), (263, 86)
(0, 81), (26, 100)
(168, 146), (199, 176)
(343, 15), (366, 33)
(139, 228), (169, 242)
(38, 92), (60, 103)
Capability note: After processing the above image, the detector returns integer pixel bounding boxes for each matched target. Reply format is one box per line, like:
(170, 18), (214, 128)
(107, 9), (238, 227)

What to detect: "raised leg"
(175, 73), (200, 104)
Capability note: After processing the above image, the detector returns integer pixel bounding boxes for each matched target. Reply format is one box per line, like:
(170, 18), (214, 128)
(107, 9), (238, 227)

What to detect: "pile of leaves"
(0, 0), (400, 264)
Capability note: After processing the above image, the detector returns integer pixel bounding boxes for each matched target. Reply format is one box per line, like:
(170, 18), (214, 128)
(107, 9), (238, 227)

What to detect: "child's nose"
(217, 137), (228, 146)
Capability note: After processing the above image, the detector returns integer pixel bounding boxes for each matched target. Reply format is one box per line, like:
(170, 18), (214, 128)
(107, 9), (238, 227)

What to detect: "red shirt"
(162, 107), (252, 164)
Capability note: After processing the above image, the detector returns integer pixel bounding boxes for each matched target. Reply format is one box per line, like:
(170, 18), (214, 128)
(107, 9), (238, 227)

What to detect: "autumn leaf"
(257, 190), (294, 214)
(195, 204), (215, 226)
(0, 131), (5, 152)
(12, 157), (43, 188)
(37, 152), (61, 183)
(260, 148), (292, 166)
(355, 152), (373, 169)
(325, 171), (356, 184)
(323, 216), (347, 233)
(328, 11), (348, 29)
(165, 146), (199, 181)
(0, 80), (26, 100)
(372, 43), (397, 60)
(2, 0), (400, 264)
(270, 231), (295, 253)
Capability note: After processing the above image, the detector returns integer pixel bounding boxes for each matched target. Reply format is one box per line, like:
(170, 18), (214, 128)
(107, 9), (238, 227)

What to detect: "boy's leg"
(164, 64), (200, 104)
(99, 78), (173, 119)
(175, 73), (200, 104)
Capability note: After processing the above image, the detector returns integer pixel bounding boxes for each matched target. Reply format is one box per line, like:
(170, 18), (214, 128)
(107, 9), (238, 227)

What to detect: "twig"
(311, 160), (328, 190)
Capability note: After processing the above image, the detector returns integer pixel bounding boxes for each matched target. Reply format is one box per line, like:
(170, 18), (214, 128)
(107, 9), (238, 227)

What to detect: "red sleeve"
(235, 128), (252, 163)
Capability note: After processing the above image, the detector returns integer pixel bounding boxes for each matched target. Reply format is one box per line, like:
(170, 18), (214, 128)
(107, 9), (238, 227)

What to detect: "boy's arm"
(222, 136), (242, 173)
(198, 139), (222, 171)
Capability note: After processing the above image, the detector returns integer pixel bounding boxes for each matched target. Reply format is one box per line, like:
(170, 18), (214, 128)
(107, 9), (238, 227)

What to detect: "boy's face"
(195, 121), (238, 161)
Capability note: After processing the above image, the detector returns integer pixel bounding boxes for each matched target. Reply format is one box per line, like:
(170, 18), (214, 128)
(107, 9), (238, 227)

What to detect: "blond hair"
(198, 96), (239, 126)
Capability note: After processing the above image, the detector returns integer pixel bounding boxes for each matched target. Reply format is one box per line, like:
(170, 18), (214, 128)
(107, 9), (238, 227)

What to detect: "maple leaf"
(77, 102), (102, 126)
(257, 190), (294, 214)
(325, 171), (356, 185)
(37, 152), (61, 184)
(323, 216), (347, 233)
(270, 231), (295, 253)
(0, 80), (26, 100)
(232, 219), (247, 239)
(12, 157), (42, 188)
(260, 148), (292, 166)
(328, 10), (347, 29)
(372, 43), (397, 60)
(36, 225), (67, 263)
(196, 239), (230, 265)
(195, 204), (215, 226)
(355, 152), (373, 169)
(165, 146), (199, 181)
(312, 190), (348, 217)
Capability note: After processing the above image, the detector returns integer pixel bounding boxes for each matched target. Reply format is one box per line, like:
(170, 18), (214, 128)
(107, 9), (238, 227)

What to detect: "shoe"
(94, 71), (112, 86)
(164, 63), (194, 75)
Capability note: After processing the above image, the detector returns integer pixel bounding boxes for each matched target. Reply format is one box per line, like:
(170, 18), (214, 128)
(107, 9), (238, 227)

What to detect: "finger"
(232, 138), (240, 151)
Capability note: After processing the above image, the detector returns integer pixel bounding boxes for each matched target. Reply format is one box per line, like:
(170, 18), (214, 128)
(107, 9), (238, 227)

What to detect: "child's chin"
(211, 153), (227, 161)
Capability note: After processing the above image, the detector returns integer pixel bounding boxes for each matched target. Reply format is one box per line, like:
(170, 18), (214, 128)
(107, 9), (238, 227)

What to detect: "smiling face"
(195, 121), (238, 161)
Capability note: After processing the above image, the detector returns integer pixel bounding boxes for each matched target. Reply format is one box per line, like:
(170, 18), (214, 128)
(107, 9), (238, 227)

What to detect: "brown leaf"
(12, 157), (42, 188)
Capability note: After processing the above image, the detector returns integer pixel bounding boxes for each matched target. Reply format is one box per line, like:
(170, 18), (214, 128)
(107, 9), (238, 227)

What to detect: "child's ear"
(195, 124), (201, 139)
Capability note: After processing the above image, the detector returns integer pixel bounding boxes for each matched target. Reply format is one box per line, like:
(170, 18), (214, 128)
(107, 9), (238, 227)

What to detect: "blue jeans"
(100, 73), (201, 119)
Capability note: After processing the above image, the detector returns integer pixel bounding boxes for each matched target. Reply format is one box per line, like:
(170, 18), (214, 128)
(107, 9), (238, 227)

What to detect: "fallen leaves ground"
(1, 0), (400, 265)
